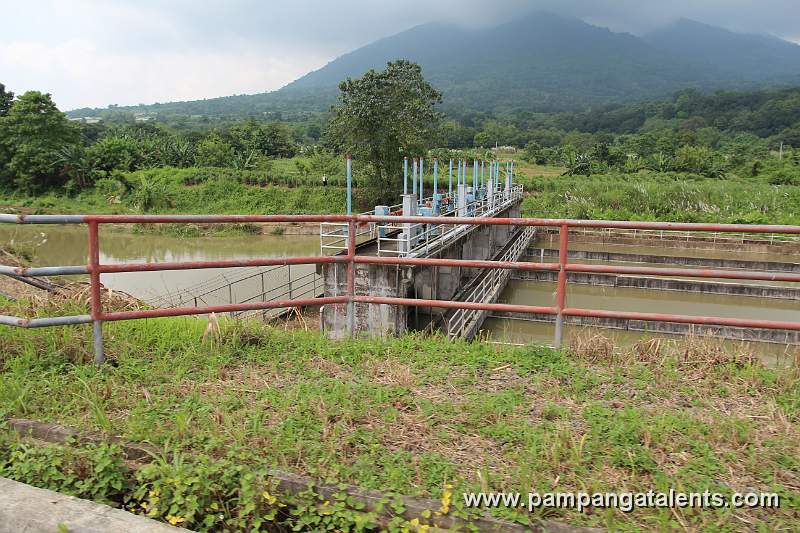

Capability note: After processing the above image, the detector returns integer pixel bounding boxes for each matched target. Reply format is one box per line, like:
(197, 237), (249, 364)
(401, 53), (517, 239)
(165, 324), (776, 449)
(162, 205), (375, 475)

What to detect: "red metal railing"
(2, 213), (800, 364)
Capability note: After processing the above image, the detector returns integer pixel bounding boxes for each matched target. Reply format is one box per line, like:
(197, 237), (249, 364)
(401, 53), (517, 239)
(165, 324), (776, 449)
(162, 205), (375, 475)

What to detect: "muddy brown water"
(0, 225), (319, 307)
(486, 237), (800, 365)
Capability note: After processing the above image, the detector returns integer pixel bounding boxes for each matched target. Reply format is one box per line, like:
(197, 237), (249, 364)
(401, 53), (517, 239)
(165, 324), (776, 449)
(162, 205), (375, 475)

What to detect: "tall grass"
(522, 172), (800, 224)
(1, 301), (798, 531)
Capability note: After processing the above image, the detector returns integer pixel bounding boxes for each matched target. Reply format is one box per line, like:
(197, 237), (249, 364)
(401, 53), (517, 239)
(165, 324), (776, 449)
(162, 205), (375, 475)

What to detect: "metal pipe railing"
(3, 212), (800, 364)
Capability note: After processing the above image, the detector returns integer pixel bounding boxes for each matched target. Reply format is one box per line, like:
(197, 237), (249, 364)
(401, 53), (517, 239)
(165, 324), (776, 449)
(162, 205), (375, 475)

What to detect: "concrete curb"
(0, 477), (188, 533)
(4, 418), (603, 533)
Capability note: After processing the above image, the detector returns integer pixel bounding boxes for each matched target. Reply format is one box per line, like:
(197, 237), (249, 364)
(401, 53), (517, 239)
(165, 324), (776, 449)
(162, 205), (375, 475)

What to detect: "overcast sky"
(2, 0), (799, 110)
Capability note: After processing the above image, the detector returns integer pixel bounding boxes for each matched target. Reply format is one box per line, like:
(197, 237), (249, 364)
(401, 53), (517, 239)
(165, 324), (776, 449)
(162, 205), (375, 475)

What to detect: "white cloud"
(0, 38), (327, 109)
(2, 0), (799, 110)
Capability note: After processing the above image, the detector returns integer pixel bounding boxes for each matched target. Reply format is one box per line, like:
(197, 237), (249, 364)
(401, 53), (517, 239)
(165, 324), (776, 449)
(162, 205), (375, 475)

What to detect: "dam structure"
(319, 157), (531, 339)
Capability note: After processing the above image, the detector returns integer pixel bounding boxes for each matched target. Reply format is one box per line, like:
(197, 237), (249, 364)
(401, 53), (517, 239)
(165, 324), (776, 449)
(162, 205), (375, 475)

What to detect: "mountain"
(67, 12), (800, 119)
(643, 18), (800, 82)
(284, 12), (722, 114)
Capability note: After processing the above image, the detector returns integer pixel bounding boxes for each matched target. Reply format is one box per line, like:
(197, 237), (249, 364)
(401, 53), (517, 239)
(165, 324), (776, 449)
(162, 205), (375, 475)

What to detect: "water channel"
(2, 225), (798, 363)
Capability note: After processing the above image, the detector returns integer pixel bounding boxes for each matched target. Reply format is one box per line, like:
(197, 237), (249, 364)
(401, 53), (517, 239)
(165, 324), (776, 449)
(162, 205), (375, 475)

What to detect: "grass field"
(3, 160), (800, 236)
(519, 172), (800, 225)
(1, 297), (798, 531)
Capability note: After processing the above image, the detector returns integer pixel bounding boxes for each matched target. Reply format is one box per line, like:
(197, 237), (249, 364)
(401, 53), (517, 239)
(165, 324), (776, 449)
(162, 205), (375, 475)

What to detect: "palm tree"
(52, 145), (99, 188)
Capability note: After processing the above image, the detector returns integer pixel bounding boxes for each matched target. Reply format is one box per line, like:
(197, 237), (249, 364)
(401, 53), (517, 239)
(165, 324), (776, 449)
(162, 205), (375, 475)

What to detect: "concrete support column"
(401, 194), (417, 254)
(457, 183), (468, 217)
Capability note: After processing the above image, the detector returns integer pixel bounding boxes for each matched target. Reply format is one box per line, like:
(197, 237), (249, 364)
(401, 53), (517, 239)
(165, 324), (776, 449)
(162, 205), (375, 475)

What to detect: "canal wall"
(527, 248), (800, 273)
(536, 229), (800, 254)
(512, 270), (800, 300)
(488, 311), (800, 345)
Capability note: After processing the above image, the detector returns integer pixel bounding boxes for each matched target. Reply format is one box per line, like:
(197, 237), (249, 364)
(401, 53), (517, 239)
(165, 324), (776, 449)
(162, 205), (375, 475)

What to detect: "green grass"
(1, 298), (798, 531)
(520, 172), (800, 225)
(0, 167), (348, 216)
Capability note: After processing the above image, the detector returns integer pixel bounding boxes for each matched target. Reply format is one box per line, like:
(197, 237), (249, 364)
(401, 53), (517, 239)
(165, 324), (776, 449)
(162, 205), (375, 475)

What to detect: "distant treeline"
(2, 81), (800, 196)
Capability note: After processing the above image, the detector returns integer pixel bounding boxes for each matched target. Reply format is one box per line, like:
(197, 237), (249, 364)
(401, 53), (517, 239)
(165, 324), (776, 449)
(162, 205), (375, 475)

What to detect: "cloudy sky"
(2, 0), (799, 110)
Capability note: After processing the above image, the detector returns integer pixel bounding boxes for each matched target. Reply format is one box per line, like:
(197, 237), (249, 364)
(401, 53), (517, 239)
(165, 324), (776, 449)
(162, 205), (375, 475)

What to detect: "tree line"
(0, 84), (299, 193)
(2, 68), (800, 199)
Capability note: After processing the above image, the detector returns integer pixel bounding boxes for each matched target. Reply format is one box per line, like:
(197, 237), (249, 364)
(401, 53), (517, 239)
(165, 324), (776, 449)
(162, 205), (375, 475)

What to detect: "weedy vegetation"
(0, 297), (798, 531)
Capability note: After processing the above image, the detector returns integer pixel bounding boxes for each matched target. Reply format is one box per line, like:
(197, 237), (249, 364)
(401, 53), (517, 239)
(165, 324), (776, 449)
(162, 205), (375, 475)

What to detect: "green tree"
(194, 132), (235, 167)
(0, 91), (80, 191)
(230, 120), (297, 158)
(0, 84), (14, 177)
(326, 60), (442, 203)
(523, 141), (545, 164)
(53, 145), (100, 190)
(0, 83), (13, 116)
(89, 135), (140, 173)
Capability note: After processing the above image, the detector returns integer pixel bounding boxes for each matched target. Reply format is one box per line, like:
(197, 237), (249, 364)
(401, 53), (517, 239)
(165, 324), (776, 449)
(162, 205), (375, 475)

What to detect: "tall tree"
(0, 83), (13, 116)
(326, 60), (442, 203)
(0, 91), (80, 191)
(0, 84), (14, 178)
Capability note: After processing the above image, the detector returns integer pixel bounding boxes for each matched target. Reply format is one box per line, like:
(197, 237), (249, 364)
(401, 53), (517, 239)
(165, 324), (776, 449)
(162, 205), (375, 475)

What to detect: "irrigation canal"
(1, 224), (798, 364)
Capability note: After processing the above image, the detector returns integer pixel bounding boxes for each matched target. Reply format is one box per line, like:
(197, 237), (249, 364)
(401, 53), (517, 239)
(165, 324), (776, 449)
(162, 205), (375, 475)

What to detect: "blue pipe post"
(473, 159), (478, 191)
(403, 156), (408, 195)
(510, 160), (514, 189)
(433, 158), (438, 194)
(412, 158), (418, 196)
(346, 155), (352, 215)
(481, 160), (485, 188)
(448, 159), (453, 195)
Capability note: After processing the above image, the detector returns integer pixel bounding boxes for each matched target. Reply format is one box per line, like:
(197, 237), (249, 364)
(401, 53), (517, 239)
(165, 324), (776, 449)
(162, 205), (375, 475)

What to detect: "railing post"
(87, 221), (104, 365)
(346, 219), (356, 337)
(554, 223), (569, 348)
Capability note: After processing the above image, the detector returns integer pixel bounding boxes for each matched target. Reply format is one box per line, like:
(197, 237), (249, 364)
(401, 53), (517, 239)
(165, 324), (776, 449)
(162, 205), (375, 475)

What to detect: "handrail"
(446, 226), (535, 339)
(375, 185), (524, 257)
(3, 212), (800, 365)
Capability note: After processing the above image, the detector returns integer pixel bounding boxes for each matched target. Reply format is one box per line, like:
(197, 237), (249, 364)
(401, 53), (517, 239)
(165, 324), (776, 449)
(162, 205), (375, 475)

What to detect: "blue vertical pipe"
(403, 157), (408, 195)
(346, 155), (352, 215)
(481, 160), (485, 188)
(449, 159), (453, 195)
(412, 158), (418, 196)
(433, 159), (438, 194)
(510, 160), (514, 189)
(419, 158), (424, 202)
(473, 159), (478, 191)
